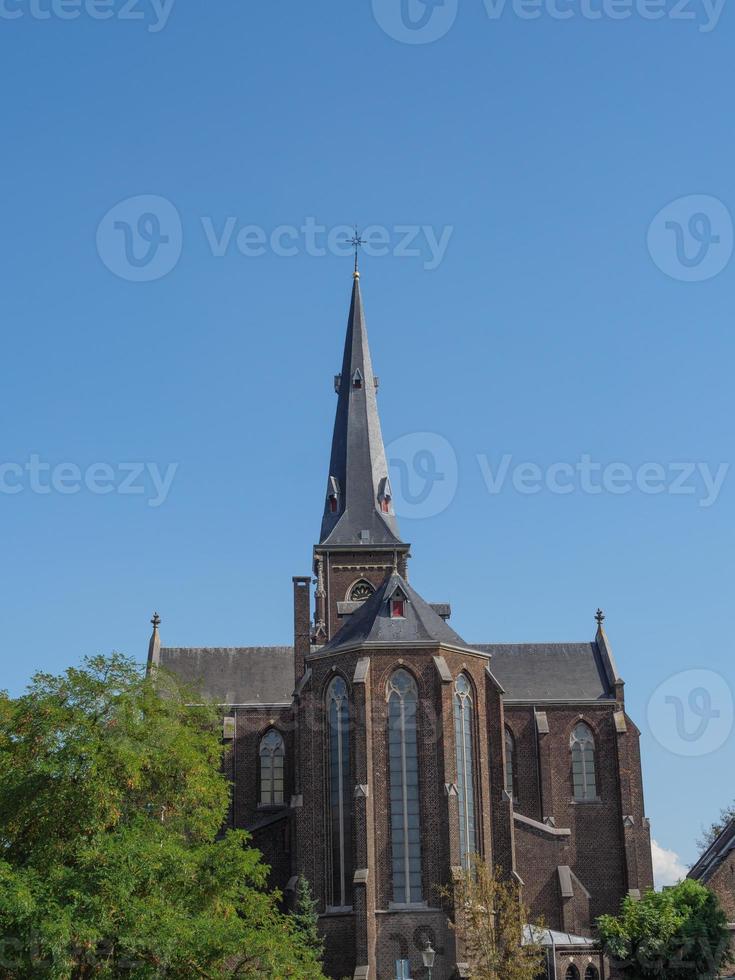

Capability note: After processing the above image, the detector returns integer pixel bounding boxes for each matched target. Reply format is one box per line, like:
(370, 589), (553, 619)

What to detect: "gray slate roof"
(320, 572), (471, 653)
(319, 277), (403, 547)
(158, 636), (613, 705)
(473, 642), (613, 701)
(158, 646), (294, 705)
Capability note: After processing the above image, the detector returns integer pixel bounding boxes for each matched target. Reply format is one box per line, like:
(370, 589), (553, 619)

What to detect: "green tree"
(597, 879), (732, 980)
(290, 875), (324, 964)
(0, 654), (326, 979)
(441, 858), (546, 980)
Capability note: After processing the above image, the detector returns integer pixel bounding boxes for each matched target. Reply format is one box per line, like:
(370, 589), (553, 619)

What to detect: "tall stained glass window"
(327, 676), (352, 907)
(259, 730), (284, 805)
(388, 669), (422, 904)
(453, 674), (478, 868)
(505, 727), (518, 802)
(571, 722), (597, 801)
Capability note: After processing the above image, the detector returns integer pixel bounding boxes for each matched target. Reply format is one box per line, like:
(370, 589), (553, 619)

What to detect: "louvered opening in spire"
(319, 277), (403, 547)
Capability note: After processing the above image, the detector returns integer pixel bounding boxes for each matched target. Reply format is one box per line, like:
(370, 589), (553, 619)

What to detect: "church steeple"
(319, 274), (402, 547)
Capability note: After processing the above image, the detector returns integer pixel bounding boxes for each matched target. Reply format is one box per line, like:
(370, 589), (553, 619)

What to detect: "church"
(147, 267), (654, 980)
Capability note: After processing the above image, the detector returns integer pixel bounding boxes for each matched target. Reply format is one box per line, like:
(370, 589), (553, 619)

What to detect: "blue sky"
(1, 0), (733, 883)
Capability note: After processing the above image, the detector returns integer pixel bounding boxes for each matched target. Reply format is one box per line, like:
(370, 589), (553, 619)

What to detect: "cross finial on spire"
(151, 611), (161, 631)
(595, 608), (605, 629)
(349, 226), (364, 279)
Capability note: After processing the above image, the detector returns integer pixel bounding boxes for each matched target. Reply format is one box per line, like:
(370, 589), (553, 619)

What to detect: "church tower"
(313, 268), (411, 644)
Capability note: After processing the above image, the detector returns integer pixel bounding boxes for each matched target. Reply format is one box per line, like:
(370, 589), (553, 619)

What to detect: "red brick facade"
(221, 559), (653, 980)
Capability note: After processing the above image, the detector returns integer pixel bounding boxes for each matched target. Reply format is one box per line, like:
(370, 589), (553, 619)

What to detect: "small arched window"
(565, 967), (580, 980)
(387, 669), (422, 905)
(454, 674), (478, 868)
(585, 966), (599, 980)
(505, 727), (518, 802)
(259, 730), (285, 805)
(571, 722), (597, 801)
(327, 676), (352, 908)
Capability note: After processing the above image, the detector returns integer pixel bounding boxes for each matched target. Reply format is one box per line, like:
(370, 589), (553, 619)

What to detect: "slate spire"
(319, 274), (402, 546)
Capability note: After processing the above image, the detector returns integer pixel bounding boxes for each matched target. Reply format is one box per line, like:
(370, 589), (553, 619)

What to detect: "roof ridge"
(160, 644), (294, 653)
(472, 641), (597, 648)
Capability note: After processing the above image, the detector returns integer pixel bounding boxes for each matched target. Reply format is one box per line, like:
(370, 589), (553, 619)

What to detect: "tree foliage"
(597, 879), (732, 980)
(441, 858), (546, 980)
(290, 875), (324, 964)
(0, 654), (326, 979)
(697, 802), (735, 852)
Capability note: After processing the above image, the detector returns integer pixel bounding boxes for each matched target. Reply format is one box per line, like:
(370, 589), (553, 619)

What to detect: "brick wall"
(229, 703), (294, 892)
(709, 859), (735, 920)
(224, 630), (652, 978)
(506, 703), (652, 927)
(314, 549), (408, 642)
(706, 862), (735, 975)
(375, 910), (454, 980)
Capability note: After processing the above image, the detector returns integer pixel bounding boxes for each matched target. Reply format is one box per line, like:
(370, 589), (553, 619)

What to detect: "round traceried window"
(348, 580), (375, 602)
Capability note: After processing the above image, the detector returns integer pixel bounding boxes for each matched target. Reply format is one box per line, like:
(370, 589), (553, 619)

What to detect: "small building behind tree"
(688, 818), (735, 978)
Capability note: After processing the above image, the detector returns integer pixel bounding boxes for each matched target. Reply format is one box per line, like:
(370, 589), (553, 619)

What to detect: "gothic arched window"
(585, 966), (599, 980)
(565, 966), (580, 980)
(505, 727), (518, 802)
(571, 722), (598, 801)
(327, 676), (353, 908)
(387, 669), (422, 905)
(454, 674), (478, 868)
(259, 730), (285, 806)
